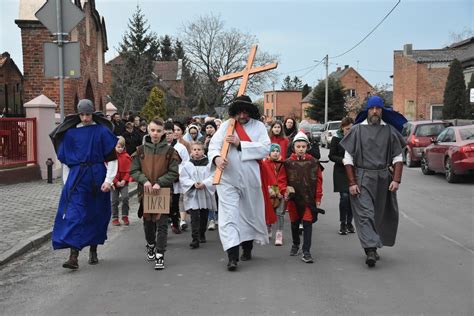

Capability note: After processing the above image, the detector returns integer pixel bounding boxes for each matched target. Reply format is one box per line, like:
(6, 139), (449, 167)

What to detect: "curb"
(0, 229), (52, 267)
(0, 186), (138, 267)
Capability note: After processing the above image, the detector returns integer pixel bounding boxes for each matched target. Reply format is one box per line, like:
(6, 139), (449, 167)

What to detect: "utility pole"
(324, 54), (329, 124)
(55, 0), (65, 122)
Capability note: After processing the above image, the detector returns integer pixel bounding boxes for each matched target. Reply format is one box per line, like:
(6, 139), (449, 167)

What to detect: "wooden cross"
(213, 44), (278, 185)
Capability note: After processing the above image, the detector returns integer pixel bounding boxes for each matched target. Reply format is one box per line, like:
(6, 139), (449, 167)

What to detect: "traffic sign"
(44, 42), (80, 78)
(35, 0), (84, 34)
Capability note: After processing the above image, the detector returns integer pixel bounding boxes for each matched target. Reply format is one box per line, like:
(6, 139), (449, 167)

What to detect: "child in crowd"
(111, 136), (132, 226)
(130, 118), (180, 270)
(180, 142), (217, 249)
(285, 131), (323, 263)
(261, 143), (287, 246)
(268, 120), (289, 159)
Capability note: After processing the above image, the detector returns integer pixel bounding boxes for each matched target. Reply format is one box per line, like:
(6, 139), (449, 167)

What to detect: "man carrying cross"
(208, 95), (271, 271)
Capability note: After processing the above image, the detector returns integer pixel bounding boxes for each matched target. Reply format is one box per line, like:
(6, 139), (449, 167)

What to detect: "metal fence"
(0, 118), (37, 168)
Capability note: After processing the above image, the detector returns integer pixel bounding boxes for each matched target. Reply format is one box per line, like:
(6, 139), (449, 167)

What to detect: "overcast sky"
(1, 0), (472, 90)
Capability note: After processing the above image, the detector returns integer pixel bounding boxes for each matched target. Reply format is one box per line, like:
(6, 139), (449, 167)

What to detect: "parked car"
(310, 124), (325, 143)
(321, 121), (341, 147)
(401, 120), (452, 167)
(421, 125), (474, 183)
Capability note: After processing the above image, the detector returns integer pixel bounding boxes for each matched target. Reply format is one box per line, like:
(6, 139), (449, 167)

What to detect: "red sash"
(235, 122), (277, 224)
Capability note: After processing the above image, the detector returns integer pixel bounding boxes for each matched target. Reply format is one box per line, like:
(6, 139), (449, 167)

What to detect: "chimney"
(344, 65), (349, 69)
(403, 44), (413, 56)
(337, 67), (341, 72)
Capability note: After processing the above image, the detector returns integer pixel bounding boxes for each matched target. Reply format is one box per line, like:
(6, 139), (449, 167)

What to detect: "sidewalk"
(0, 179), (137, 266)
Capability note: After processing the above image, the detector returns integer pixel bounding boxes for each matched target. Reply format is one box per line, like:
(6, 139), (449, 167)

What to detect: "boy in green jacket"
(130, 118), (181, 270)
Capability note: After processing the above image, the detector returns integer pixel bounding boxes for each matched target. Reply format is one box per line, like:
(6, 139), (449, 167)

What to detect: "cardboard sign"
(143, 188), (171, 214)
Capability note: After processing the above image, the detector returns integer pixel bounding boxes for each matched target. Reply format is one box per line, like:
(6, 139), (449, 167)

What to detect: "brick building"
(0, 52), (24, 116)
(15, 0), (108, 115)
(263, 90), (302, 121)
(330, 65), (374, 103)
(393, 38), (474, 120)
(300, 66), (373, 120)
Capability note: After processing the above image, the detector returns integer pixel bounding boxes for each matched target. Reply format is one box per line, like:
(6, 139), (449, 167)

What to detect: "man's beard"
(238, 118), (250, 125)
(368, 114), (381, 125)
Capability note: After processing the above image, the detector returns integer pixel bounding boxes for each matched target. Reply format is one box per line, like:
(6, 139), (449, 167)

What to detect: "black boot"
(63, 248), (79, 269)
(365, 248), (377, 268)
(88, 245), (99, 265)
(189, 239), (200, 249)
(240, 240), (253, 261)
(227, 246), (239, 271)
(339, 222), (347, 235)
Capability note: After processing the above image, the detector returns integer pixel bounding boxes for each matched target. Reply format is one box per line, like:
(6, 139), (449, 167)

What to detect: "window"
(401, 123), (412, 137)
(347, 89), (356, 97)
(436, 129), (448, 142)
(459, 128), (474, 141)
(439, 128), (455, 142)
(415, 124), (447, 137)
(266, 95), (269, 102)
(431, 105), (443, 120)
(271, 94), (274, 102)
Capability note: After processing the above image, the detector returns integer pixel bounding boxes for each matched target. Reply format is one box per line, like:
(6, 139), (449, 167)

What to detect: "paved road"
(1, 148), (472, 315)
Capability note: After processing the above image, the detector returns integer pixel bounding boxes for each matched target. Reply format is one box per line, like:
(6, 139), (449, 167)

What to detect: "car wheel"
(445, 158), (458, 183)
(421, 155), (434, 175)
(406, 150), (415, 167)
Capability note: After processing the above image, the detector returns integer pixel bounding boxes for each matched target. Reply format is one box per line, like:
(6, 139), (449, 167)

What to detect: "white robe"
(208, 118), (271, 251)
(180, 159), (217, 211)
(173, 141), (190, 194)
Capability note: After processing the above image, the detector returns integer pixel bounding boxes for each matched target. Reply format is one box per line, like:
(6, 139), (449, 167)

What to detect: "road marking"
(400, 211), (425, 228)
(440, 234), (474, 255)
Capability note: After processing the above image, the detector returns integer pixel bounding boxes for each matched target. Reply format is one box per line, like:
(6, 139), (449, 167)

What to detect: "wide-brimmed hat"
(228, 95), (260, 120)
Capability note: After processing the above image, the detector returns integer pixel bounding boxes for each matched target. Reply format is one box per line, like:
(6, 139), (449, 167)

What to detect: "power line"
(300, 58), (325, 79)
(330, 0), (401, 59)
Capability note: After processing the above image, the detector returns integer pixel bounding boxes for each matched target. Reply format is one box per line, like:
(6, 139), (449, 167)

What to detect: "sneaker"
(275, 230), (283, 246)
(155, 253), (165, 270)
(301, 253), (314, 263)
(146, 244), (155, 261)
(180, 220), (188, 231)
(189, 239), (200, 249)
(346, 223), (355, 233)
(207, 220), (216, 231)
(112, 218), (120, 226)
(290, 244), (300, 256)
(122, 216), (129, 226)
(339, 223), (347, 235)
(171, 224), (181, 234)
(298, 223), (303, 235)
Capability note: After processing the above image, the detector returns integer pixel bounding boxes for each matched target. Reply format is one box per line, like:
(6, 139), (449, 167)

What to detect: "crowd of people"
(49, 95), (407, 272)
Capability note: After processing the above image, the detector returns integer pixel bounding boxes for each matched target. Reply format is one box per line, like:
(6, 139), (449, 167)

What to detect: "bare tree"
(181, 14), (278, 110)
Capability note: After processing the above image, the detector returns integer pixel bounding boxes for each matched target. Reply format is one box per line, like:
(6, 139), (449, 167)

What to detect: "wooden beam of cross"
(213, 44), (278, 185)
(218, 45), (278, 96)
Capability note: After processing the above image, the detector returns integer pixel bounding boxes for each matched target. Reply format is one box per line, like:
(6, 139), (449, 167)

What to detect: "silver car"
(321, 121), (341, 147)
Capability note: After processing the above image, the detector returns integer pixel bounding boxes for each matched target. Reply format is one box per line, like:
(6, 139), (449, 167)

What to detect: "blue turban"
(355, 96), (407, 133)
(270, 143), (281, 153)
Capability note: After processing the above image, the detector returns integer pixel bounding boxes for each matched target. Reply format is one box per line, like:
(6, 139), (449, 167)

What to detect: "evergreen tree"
(141, 87), (167, 121)
(467, 74), (474, 118)
(281, 76), (292, 90)
(302, 84), (312, 98)
(443, 59), (470, 119)
(291, 76), (303, 90)
(305, 77), (345, 121)
(174, 40), (185, 60)
(112, 5), (159, 113)
(159, 35), (174, 61)
(197, 96), (207, 114)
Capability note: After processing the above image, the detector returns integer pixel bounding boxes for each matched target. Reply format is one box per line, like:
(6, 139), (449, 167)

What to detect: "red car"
(421, 125), (474, 183)
(401, 120), (452, 167)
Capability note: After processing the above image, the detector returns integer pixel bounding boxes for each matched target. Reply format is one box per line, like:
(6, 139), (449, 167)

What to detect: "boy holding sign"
(130, 118), (181, 270)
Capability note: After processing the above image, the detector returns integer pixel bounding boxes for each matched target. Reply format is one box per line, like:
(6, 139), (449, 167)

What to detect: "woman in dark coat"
(329, 117), (354, 235)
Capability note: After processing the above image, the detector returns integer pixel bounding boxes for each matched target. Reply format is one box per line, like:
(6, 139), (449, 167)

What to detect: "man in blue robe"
(50, 99), (118, 269)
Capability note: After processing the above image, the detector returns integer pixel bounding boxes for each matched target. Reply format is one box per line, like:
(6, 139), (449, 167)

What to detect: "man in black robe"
(340, 96), (407, 268)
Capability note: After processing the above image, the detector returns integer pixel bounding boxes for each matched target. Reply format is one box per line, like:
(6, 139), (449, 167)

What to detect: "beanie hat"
(204, 120), (217, 131)
(292, 130), (309, 144)
(365, 96), (384, 110)
(270, 143), (281, 153)
(77, 99), (94, 114)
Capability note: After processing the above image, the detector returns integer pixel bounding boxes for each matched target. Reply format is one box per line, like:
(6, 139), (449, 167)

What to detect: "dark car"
(401, 120), (452, 167)
(421, 125), (474, 183)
